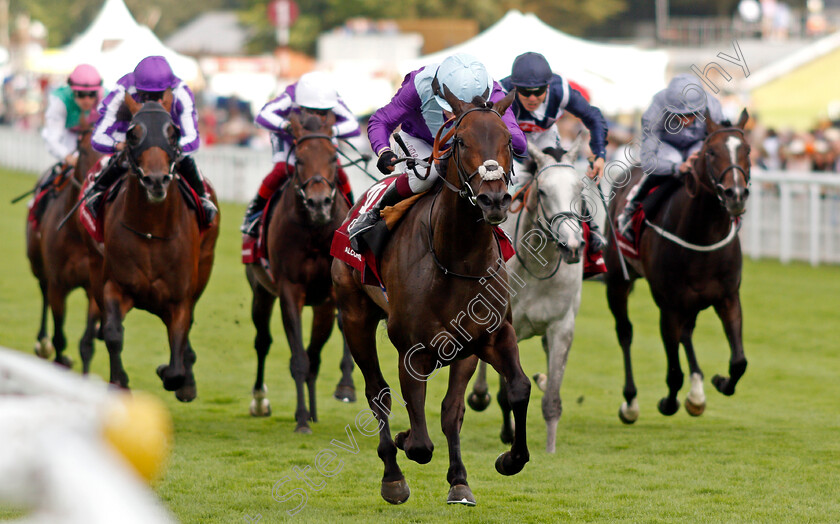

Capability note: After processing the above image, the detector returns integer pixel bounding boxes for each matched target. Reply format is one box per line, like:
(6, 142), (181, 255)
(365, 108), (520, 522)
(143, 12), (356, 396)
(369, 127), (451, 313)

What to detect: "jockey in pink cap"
(86, 55), (216, 225)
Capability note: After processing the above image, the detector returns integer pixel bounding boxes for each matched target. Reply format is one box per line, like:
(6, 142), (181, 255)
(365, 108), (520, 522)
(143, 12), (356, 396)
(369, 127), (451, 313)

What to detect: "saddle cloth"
(614, 177), (682, 259)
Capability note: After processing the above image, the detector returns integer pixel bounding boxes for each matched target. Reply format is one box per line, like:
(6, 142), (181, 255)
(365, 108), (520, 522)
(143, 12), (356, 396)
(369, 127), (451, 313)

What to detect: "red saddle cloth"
(329, 179), (516, 290)
(582, 221), (607, 279)
(79, 157), (212, 244)
(613, 206), (646, 260)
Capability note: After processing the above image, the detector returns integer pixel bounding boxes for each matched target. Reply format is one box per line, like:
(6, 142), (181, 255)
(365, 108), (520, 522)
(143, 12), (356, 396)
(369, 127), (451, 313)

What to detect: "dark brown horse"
(26, 115), (102, 371)
(86, 93), (219, 401)
(332, 88), (530, 506)
(605, 109), (751, 423)
(245, 112), (355, 431)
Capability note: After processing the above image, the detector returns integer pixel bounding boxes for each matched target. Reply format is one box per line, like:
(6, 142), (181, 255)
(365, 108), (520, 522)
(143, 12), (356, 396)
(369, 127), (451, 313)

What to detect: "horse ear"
(494, 90), (516, 116)
(563, 133), (585, 163)
(161, 89), (174, 113)
(442, 85), (468, 115)
(289, 112), (303, 138)
(124, 92), (142, 115)
(527, 139), (551, 168)
(736, 108), (749, 129)
(324, 110), (336, 135)
(705, 109), (720, 133)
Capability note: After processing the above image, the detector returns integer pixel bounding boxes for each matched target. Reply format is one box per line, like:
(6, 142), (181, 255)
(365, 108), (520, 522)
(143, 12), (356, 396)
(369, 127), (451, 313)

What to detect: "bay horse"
(245, 111), (355, 432)
(468, 138), (587, 453)
(86, 92), (219, 401)
(605, 109), (751, 423)
(332, 88), (530, 506)
(26, 115), (102, 371)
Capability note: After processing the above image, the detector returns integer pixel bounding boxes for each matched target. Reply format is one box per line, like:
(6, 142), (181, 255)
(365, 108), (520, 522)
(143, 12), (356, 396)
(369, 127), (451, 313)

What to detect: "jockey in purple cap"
(33, 64), (105, 205)
(87, 55), (217, 224)
(347, 53), (526, 248)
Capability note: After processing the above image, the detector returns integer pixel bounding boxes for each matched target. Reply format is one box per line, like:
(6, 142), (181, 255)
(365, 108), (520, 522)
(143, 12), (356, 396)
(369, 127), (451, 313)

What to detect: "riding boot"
(177, 155), (218, 225)
(617, 173), (661, 245)
(337, 167), (354, 205)
(348, 182), (404, 252)
(581, 200), (606, 254)
(241, 194), (268, 238)
(86, 153), (128, 220)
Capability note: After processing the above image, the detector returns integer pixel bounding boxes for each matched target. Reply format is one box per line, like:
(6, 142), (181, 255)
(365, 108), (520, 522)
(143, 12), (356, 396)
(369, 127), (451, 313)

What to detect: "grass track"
(1, 168), (839, 523)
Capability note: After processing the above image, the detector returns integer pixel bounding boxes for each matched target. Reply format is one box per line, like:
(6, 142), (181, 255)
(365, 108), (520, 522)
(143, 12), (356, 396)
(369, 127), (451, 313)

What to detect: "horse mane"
(470, 96), (492, 109)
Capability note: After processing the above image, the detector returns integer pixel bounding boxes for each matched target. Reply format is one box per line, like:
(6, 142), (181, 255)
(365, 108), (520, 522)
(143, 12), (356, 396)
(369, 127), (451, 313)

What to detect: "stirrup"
(200, 197), (218, 224)
(241, 212), (262, 238)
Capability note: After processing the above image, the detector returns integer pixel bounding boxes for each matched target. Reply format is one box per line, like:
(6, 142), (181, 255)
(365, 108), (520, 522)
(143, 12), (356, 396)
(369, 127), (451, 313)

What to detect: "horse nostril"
(742, 187), (750, 199)
(476, 194), (493, 208)
(501, 193), (512, 208)
(723, 187), (736, 199)
(306, 198), (316, 208)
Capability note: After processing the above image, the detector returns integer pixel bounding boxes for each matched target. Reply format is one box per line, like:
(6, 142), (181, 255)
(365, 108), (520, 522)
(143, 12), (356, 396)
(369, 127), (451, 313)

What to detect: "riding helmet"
(510, 52), (552, 88)
(68, 64), (102, 91)
(296, 71), (339, 110)
(432, 53), (492, 112)
(134, 56), (176, 92)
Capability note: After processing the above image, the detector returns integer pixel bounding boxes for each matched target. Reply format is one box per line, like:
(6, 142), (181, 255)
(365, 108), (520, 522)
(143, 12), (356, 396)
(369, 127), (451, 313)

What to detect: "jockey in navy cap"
(501, 51), (608, 252)
(87, 55), (217, 225)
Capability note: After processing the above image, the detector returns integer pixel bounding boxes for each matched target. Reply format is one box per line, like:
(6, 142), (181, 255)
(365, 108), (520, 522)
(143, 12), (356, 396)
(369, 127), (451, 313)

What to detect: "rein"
(698, 127), (749, 205)
(289, 133), (338, 206)
(644, 217), (741, 252)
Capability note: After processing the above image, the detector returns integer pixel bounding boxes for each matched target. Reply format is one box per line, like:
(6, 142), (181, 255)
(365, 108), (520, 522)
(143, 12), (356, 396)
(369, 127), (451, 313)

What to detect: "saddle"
(27, 164), (74, 229)
(330, 177), (515, 290)
(615, 176), (682, 258)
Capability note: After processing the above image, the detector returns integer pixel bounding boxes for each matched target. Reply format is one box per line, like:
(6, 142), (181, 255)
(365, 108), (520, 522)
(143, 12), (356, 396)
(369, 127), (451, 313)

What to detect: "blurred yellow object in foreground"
(102, 392), (173, 483)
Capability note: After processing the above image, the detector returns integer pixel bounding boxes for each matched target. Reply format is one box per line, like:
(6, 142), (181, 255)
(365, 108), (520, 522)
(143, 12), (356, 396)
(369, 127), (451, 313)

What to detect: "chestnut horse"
(332, 88), (530, 506)
(245, 112), (355, 432)
(26, 116), (101, 371)
(86, 93), (219, 401)
(604, 110), (751, 424)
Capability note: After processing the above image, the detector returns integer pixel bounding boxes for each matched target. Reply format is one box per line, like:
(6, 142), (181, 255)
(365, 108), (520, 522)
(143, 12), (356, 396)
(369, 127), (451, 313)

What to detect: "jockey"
(87, 55), (217, 224)
(241, 71), (360, 237)
(616, 73), (724, 244)
(501, 52), (608, 253)
(347, 53), (526, 248)
(38, 64), (104, 190)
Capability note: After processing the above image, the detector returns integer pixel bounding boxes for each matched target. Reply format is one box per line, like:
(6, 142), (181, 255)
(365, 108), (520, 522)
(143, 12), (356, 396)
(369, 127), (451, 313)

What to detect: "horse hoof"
(657, 397), (680, 416)
(56, 354), (73, 368)
(684, 397), (706, 416)
(446, 484), (476, 506)
(712, 374), (735, 396)
(34, 338), (54, 359)
(381, 479), (410, 505)
(494, 451), (527, 476)
(249, 398), (271, 417)
(176, 384), (197, 403)
(467, 391), (491, 412)
(618, 399), (639, 424)
(333, 385), (356, 403)
(532, 373), (547, 392)
(294, 425), (312, 434)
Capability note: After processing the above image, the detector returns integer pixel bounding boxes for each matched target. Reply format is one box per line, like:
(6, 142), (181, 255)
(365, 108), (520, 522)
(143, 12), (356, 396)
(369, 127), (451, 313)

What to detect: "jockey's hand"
(376, 150), (398, 175)
(586, 157), (605, 182)
(64, 152), (78, 168)
(282, 121), (292, 134)
(114, 142), (126, 152)
(678, 152), (698, 175)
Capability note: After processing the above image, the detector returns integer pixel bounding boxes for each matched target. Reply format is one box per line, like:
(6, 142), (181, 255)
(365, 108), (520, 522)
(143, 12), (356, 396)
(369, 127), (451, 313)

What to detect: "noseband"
(126, 104), (179, 180)
(701, 127), (749, 206)
(432, 105), (514, 206)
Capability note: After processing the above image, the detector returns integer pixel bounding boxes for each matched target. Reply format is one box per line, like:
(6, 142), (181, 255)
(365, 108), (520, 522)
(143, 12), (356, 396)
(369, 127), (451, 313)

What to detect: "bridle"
(699, 127), (750, 206)
(288, 133), (338, 210)
(430, 105), (515, 206)
(513, 162), (582, 280)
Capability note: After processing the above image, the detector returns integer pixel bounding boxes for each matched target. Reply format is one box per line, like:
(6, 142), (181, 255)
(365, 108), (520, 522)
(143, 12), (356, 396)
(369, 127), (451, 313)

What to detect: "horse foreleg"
(102, 282), (133, 388)
(278, 282), (310, 433)
(712, 294), (747, 396)
(333, 309), (356, 402)
(394, 354), (434, 465)
(467, 360), (491, 411)
(47, 284), (72, 368)
(34, 279), (53, 359)
(607, 274), (639, 423)
(306, 301), (336, 423)
(441, 356), (479, 506)
(497, 378), (512, 445)
(159, 303), (195, 401)
(542, 313), (575, 453)
(658, 309), (684, 416)
(249, 278), (275, 417)
(681, 313), (706, 416)
(480, 323), (530, 476)
(79, 292), (100, 375)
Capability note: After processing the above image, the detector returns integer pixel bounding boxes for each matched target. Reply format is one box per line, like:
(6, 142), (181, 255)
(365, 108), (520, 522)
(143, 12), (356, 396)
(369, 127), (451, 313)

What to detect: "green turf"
(2, 168), (839, 523)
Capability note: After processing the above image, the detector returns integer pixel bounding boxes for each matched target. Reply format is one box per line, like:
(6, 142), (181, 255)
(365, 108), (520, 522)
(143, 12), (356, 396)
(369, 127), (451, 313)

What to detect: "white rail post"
(749, 182), (762, 259)
(779, 182), (792, 264)
(809, 184), (820, 266)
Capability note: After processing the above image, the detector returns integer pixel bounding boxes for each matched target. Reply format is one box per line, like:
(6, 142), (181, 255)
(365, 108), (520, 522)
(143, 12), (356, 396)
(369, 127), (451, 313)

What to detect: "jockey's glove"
(376, 150), (398, 175)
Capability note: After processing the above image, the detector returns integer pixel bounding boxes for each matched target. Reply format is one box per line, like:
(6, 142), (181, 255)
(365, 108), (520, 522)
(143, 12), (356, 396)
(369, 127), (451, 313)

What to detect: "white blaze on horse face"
(725, 135), (743, 185)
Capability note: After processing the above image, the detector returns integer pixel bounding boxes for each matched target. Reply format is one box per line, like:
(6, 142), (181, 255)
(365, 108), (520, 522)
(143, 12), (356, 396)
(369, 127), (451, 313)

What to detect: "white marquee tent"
(401, 11), (669, 115)
(29, 0), (200, 87)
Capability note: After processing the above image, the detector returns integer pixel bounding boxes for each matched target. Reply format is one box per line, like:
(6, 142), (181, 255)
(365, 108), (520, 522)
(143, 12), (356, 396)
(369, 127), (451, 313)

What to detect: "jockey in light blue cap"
(347, 53), (526, 247)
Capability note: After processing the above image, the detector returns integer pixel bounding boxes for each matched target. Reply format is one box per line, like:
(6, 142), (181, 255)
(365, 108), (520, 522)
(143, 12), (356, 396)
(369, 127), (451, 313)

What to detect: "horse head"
(697, 109), (751, 217)
(441, 86), (516, 225)
(525, 135), (586, 264)
(123, 91), (180, 203)
(289, 111), (339, 226)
